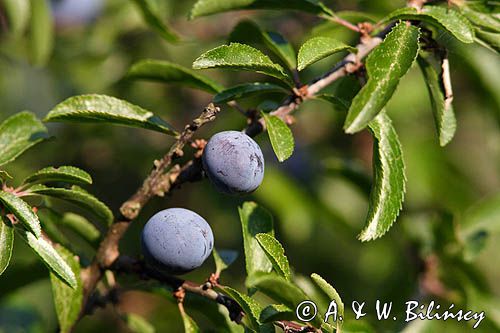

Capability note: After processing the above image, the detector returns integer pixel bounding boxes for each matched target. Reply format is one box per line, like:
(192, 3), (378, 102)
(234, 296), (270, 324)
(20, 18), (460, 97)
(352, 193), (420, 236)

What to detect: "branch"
(79, 104), (220, 321)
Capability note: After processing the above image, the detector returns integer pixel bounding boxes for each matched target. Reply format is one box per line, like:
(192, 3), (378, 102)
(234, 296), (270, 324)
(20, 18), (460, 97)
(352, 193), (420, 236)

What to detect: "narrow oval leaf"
(219, 286), (262, 331)
(0, 217), (14, 276)
(61, 213), (101, 244)
(475, 30), (500, 53)
(0, 190), (41, 237)
(193, 43), (291, 84)
(29, 0), (54, 66)
(125, 313), (156, 333)
(461, 7), (500, 33)
(259, 304), (294, 323)
(50, 246), (82, 333)
(27, 185), (114, 226)
(344, 23), (420, 133)
(255, 233), (291, 281)
(384, 6), (474, 44)
(262, 113), (294, 162)
(3, 0), (30, 36)
(310, 273), (344, 319)
(297, 36), (356, 71)
(263, 31), (297, 69)
(180, 308), (201, 333)
(23, 166), (93, 186)
(0, 111), (49, 167)
(239, 202), (274, 278)
(213, 83), (287, 104)
(131, 0), (179, 42)
(247, 272), (323, 327)
(126, 60), (223, 94)
(190, 0), (333, 19)
(45, 94), (177, 136)
(26, 232), (77, 288)
(358, 112), (406, 241)
(315, 94), (351, 112)
(417, 56), (457, 146)
(213, 248), (238, 275)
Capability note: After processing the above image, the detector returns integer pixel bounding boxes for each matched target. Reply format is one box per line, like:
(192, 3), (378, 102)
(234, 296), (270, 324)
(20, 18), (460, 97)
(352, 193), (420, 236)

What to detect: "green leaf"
(239, 202), (274, 278)
(310, 273), (344, 319)
(180, 308), (201, 333)
(213, 248), (238, 275)
(125, 313), (156, 333)
(27, 185), (114, 226)
(461, 7), (500, 33)
(417, 56), (457, 146)
(193, 43), (291, 84)
(0, 111), (49, 167)
(358, 112), (406, 241)
(384, 6), (474, 44)
(475, 30), (500, 53)
(50, 246), (82, 333)
(344, 23), (420, 133)
(61, 213), (101, 244)
(262, 31), (297, 69)
(297, 36), (356, 71)
(45, 94), (177, 136)
(262, 113), (294, 162)
(126, 60), (223, 94)
(0, 217), (14, 276)
(247, 273), (307, 310)
(459, 193), (500, 261)
(0, 190), (41, 237)
(247, 272), (323, 327)
(26, 232), (77, 288)
(259, 304), (294, 323)
(213, 83), (287, 104)
(131, 0), (179, 42)
(23, 166), (93, 186)
(29, 0), (54, 66)
(219, 286), (262, 331)
(255, 233), (291, 281)
(0, 170), (13, 183)
(3, 0), (30, 36)
(190, 0), (333, 19)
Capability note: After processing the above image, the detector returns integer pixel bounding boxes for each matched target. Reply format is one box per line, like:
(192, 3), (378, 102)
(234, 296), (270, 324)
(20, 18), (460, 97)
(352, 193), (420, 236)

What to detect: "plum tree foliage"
(0, 0), (499, 332)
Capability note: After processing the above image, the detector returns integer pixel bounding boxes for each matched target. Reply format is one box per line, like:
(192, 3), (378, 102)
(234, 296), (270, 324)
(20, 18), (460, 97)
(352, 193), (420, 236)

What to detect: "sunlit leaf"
(27, 185), (114, 226)
(127, 60), (223, 94)
(0, 217), (14, 276)
(417, 55), (457, 146)
(23, 166), (93, 186)
(384, 6), (474, 44)
(0, 111), (49, 167)
(255, 233), (291, 281)
(358, 112), (406, 241)
(344, 23), (420, 133)
(0, 190), (41, 237)
(297, 36), (356, 71)
(193, 43), (291, 84)
(45, 94), (177, 135)
(213, 248), (238, 275)
(50, 246), (82, 333)
(262, 113), (294, 162)
(26, 232), (77, 288)
(190, 0), (333, 19)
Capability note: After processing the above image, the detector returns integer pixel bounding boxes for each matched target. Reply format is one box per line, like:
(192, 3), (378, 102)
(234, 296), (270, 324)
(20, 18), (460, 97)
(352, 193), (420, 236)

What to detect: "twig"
(440, 52), (453, 112)
(79, 104), (220, 322)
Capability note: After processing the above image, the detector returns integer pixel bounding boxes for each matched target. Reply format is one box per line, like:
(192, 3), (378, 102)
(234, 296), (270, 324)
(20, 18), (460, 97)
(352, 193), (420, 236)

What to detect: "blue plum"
(202, 131), (265, 195)
(141, 208), (214, 275)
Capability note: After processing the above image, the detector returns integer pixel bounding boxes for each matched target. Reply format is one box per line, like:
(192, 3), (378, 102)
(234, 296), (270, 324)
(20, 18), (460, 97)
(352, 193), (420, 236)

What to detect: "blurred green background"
(0, 0), (499, 332)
